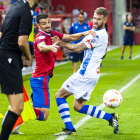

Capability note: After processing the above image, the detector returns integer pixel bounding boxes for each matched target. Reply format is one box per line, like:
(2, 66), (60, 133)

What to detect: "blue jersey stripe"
(79, 49), (94, 76)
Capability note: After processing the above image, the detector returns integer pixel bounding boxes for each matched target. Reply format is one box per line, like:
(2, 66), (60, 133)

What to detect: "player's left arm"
(0, 32), (2, 39)
(62, 30), (96, 41)
(55, 40), (88, 53)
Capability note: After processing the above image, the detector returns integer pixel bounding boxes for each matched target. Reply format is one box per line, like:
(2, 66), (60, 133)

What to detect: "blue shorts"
(123, 37), (134, 46)
(29, 43), (34, 55)
(69, 52), (84, 62)
(30, 75), (50, 108)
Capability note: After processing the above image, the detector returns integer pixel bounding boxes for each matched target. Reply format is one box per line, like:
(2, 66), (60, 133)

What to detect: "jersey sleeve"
(83, 34), (95, 49)
(35, 34), (46, 46)
(69, 23), (74, 34)
(19, 8), (33, 36)
(53, 31), (63, 40)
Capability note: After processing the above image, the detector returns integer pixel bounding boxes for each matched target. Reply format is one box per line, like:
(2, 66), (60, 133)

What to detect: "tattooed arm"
(56, 40), (88, 53)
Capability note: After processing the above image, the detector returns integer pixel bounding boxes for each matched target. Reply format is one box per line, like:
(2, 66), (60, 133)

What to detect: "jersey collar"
(39, 29), (52, 36)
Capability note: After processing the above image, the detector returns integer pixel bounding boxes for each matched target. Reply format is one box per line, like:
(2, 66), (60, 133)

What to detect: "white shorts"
(62, 73), (99, 101)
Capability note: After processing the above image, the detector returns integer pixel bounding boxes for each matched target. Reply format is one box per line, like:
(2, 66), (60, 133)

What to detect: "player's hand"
(84, 30), (97, 37)
(50, 42), (59, 53)
(23, 59), (31, 67)
(51, 36), (61, 43)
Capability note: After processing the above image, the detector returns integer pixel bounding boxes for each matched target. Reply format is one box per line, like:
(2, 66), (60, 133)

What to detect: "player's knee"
(55, 92), (61, 99)
(11, 103), (24, 115)
(43, 111), (49, 121)
(73, 105), (80, 112)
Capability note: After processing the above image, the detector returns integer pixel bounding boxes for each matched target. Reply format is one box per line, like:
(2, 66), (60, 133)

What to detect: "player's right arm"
(55, 40), (88, 53)
(37, 41), (58, 53)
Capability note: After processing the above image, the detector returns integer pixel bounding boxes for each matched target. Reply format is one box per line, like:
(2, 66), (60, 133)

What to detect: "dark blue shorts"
(29, 43), (34, 55)
(69, 51), (84, 62)
(123, 37), (134, 46)
(30, 75), (50, 108)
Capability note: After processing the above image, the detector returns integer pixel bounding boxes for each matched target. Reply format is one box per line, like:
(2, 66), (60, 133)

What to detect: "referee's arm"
(18, 35), (31, 61)
(18, 8), (33, 61)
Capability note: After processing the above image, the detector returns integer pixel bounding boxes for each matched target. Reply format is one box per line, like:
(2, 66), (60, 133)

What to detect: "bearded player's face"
(93, 13), (107, 30)
(38, 17), (51, 33)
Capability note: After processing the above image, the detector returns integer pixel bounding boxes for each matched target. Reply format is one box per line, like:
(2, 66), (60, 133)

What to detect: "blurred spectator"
(72, 6), (79, 15)
(84, 11), (88, 19)
(87, 15), (93, 29)
(0, 1), (4, 9)
(69, 12), (90, 73)
(49, 6), (55, 15)
(79, 9), (83, 13)
(121, 15), (135, 60)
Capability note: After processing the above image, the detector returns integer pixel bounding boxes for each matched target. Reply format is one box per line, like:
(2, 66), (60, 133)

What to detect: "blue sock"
(79, 105), (112, 121)
(56, 98), (74, 130)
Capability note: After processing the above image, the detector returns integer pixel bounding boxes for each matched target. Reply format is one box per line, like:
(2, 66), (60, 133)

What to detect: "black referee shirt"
(0, 0), (33, 54)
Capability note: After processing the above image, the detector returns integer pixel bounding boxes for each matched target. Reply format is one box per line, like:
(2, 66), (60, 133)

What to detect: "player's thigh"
(0, 53), (23, 95)
(30, 75), (50, 108)
(62, 73), (99, 101)
(69, 52), (80, 62)
(55, 87), (72, 99)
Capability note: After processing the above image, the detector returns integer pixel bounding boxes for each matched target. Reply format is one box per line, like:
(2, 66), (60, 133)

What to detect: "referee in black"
(0, 0), (36, 139)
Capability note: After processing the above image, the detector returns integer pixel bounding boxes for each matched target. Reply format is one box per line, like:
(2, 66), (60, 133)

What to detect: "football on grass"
(103, 89), (122, 108)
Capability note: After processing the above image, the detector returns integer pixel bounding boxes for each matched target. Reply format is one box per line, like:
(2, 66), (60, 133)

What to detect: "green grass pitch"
(0, 45), (140, 140)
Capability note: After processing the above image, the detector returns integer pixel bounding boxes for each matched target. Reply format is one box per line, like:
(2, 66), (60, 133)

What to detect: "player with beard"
(28, 13), (95, 125)
(52, 7), (119, 136)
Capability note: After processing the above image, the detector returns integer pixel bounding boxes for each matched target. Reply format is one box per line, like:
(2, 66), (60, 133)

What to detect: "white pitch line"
(132, 54), (140, 60)
(56, 74), (140, 140)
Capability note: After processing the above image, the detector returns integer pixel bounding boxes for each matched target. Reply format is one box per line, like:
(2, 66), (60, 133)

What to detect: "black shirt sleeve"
(19, 8), (33, 36)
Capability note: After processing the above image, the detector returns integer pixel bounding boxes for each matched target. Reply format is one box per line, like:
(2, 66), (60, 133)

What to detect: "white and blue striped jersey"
(77, 28), (108, 78)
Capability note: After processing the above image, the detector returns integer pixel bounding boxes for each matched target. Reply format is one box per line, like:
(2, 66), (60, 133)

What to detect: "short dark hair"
(78, 12), (84, 16)
(36, 13), (49, 24)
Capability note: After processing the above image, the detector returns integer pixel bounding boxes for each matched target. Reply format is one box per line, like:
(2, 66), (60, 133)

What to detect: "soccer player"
(69, 12), (91, 73)
(52, 7), (119, 136)
(0, 0), (36, 139)
(121, 15), (135, 59)
(29, 13), (96, 124)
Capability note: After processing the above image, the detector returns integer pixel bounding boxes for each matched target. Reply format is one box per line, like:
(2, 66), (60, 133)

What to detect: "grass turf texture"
(0, 45), (140, 140)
